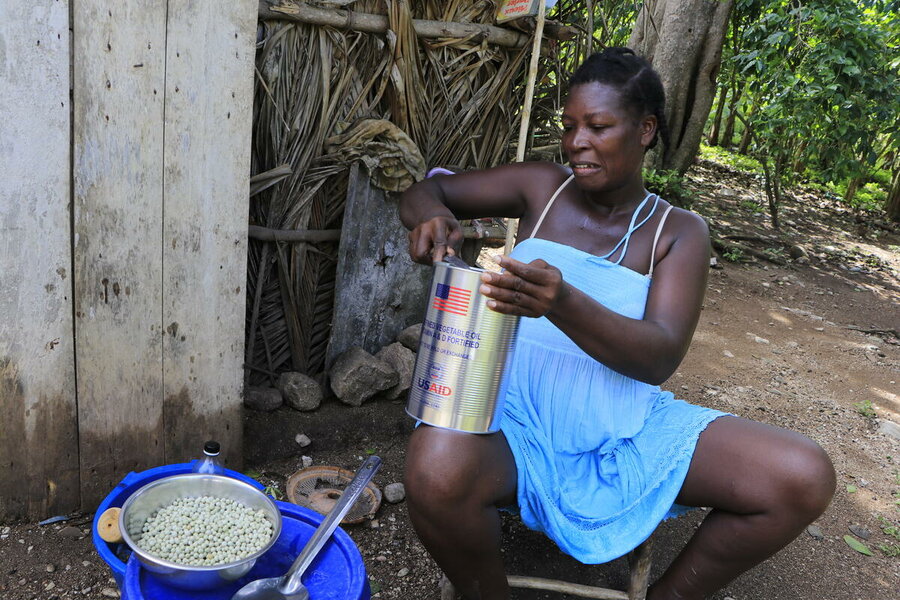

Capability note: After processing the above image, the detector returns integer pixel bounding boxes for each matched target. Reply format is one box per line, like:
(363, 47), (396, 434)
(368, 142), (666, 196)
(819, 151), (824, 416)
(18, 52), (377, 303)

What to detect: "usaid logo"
(416, 378), (452, 396)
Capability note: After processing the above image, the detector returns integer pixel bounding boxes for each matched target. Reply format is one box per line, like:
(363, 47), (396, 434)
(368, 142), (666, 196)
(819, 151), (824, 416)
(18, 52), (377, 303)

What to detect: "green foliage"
(853, 182), (889, 212)
(878, 515), (900, 556)
(643, 168), (696, 207)
(821, 180), (889, 212)
(855, 399), (877, 418)
(716, 0), (900, 221)
(735, 0), (899, 175)
(844, 534), (874, 556)
(722, 247), (745, 262)
(699, 144), (764, 174)
(263, 484), (283, 500)
(740, 199), (765, 214)
(880, 516), (900, 541)
(872, 168), (893, 189)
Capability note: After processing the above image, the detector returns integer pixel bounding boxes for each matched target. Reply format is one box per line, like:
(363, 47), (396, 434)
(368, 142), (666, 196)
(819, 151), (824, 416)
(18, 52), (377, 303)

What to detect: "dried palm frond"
(247, 0), (542, 381)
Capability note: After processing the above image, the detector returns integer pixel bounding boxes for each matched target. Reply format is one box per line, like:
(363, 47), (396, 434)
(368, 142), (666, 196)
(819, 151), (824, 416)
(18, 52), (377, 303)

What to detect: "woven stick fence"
(247, 0), (566, 384)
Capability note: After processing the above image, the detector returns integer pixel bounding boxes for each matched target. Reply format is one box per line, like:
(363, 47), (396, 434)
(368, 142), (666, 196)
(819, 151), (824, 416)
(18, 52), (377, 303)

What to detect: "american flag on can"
(433, 283), (471, 317)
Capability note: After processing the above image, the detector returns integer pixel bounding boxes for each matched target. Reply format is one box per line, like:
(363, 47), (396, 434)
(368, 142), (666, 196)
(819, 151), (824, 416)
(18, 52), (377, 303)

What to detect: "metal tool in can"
(406, 256), (520, 433)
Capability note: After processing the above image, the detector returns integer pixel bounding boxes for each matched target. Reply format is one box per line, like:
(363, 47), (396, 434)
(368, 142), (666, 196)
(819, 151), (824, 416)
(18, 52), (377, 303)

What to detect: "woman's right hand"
(407, 216), (464, 265)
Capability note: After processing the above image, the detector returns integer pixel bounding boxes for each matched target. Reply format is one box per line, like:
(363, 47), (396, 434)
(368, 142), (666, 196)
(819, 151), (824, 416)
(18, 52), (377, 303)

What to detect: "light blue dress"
(499, 188), (727, 565)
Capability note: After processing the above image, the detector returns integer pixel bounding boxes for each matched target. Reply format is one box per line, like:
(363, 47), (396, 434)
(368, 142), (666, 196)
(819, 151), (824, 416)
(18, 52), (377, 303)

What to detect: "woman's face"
(560, 82), (656, 194)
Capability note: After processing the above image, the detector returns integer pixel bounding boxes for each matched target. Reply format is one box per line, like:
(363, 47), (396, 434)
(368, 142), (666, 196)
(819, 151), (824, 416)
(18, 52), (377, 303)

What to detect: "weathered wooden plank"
(326, 163), (431, 368)
(161, 1), (257, 466)
(73, 1), (168, 508)
(0, 0), (79, 521)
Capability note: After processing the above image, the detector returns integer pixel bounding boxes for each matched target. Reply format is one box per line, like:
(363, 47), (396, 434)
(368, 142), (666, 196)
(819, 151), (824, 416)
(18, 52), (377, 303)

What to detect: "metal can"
(406, 259), (520, 433)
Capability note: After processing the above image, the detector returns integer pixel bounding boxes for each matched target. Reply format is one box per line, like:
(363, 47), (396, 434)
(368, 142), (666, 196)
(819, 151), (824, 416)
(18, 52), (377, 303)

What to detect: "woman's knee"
(404, 444), (466, 510)
(772, 436), (836, 518)
(404, 426), (516, 513)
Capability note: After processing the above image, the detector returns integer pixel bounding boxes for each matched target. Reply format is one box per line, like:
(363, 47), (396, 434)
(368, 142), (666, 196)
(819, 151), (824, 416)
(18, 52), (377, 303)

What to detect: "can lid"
(442, 255), (471, 270)
(203, 440), (220, 455)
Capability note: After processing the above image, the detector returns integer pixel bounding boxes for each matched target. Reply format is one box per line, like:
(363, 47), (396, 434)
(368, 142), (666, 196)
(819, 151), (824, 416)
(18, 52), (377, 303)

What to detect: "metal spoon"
(231, 455), (382, 600)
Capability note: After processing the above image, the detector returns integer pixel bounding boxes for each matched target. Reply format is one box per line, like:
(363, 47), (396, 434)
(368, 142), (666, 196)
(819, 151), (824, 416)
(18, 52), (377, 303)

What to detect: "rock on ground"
(397, 323), (422, 351)
(278, 371), (323, 411)
(376, 342), (416, 399)
(329, 346), (398, 407)
(384, 482), (406, 504)
(244, 387), (283, 412)
(876, 419), (900, 441)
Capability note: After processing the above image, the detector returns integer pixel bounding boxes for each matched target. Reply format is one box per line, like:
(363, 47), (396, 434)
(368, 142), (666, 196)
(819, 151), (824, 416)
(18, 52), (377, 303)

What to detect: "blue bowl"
(122, 501), (370, 600)
(92, 462), (265, 588)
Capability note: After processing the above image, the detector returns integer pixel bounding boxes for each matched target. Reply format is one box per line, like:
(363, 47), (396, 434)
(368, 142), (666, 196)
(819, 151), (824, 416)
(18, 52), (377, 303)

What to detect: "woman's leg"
(404, 425), (518, 600)
(649, 416), (836, 600)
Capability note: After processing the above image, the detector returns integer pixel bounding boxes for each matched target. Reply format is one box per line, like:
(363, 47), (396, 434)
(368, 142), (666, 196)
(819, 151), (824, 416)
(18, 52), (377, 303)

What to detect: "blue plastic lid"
(122, 501), (369, 600)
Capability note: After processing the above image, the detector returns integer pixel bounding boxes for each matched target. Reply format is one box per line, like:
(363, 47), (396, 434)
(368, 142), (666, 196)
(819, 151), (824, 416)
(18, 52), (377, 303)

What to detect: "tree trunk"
(885, 168), (899, 221)
(707, 84), (728, 146)
(844, 176), (863, 205)
(630, 0), (735, 174)
(737, 100), (758, 155)
(791, 140), (809, 174)
(761, 157), (780, 230)
(721, 82), (743, 147)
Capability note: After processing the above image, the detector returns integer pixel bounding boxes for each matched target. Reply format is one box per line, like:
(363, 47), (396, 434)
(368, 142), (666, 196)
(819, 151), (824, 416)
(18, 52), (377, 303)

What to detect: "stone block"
(329, 346), (398, 406)
(244, 387), (283, 412)
(278, 371), (323, 412)
(398, 323), (422, 351)
(376, 342), (415, 400)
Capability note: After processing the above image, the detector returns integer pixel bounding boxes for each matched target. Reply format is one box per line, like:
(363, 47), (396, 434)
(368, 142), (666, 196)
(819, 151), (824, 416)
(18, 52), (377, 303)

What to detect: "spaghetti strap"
(601, 193), (657, 264)
(529, 174), (574, 240)
(648, 205), (674, 278)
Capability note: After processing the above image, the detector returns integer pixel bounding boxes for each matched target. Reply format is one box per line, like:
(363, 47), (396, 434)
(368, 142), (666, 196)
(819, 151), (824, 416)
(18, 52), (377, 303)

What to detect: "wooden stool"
(439, 535), (653, 600)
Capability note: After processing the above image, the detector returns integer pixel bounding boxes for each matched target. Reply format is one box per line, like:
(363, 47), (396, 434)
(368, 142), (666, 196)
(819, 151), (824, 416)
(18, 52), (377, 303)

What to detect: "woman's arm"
(399, 162), (567, 264)
(479, 209), (710, 384)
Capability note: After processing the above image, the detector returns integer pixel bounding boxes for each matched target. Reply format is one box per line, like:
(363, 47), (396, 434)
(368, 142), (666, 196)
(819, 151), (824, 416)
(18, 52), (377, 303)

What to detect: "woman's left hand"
(479, 255), (568, 317)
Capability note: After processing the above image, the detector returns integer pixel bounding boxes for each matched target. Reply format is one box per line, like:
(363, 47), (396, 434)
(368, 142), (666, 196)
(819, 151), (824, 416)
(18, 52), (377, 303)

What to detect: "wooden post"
(504, 1), (547, 255)
(0, 0), (79, 521)
(73, 0), (257, 509)
(327, 163), (431, 368)
(73, 1), (169, 508)
(627, 536), (654, 600)
(161, 0), (257, 467)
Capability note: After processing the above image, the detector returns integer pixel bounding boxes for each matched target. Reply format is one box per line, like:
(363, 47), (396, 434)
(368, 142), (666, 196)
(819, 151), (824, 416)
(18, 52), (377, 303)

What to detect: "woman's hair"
(568, 47), (669, 150)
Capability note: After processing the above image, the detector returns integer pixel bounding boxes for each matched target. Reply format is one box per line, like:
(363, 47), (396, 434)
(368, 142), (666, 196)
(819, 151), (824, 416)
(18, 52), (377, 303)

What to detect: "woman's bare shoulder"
(666, 205), (710, 240)
(513, 162), (573, 206)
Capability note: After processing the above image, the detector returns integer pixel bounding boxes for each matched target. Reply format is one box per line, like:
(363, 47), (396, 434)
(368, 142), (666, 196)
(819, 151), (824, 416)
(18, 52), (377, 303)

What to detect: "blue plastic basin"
(121, 501), (369, 600)
(92, 462), (264, 588)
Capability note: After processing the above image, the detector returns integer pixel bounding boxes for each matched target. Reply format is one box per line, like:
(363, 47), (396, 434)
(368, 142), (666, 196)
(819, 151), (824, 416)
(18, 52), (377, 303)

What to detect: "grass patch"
(699, 143), (764, 174)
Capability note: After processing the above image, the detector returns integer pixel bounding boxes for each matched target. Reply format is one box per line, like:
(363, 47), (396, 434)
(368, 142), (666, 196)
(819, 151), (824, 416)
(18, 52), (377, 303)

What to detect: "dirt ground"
(2, 160), (898, 600)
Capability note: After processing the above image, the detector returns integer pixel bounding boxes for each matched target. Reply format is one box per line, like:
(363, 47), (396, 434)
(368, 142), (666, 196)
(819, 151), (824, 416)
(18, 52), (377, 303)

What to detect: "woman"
(399, 48), (835, 600)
